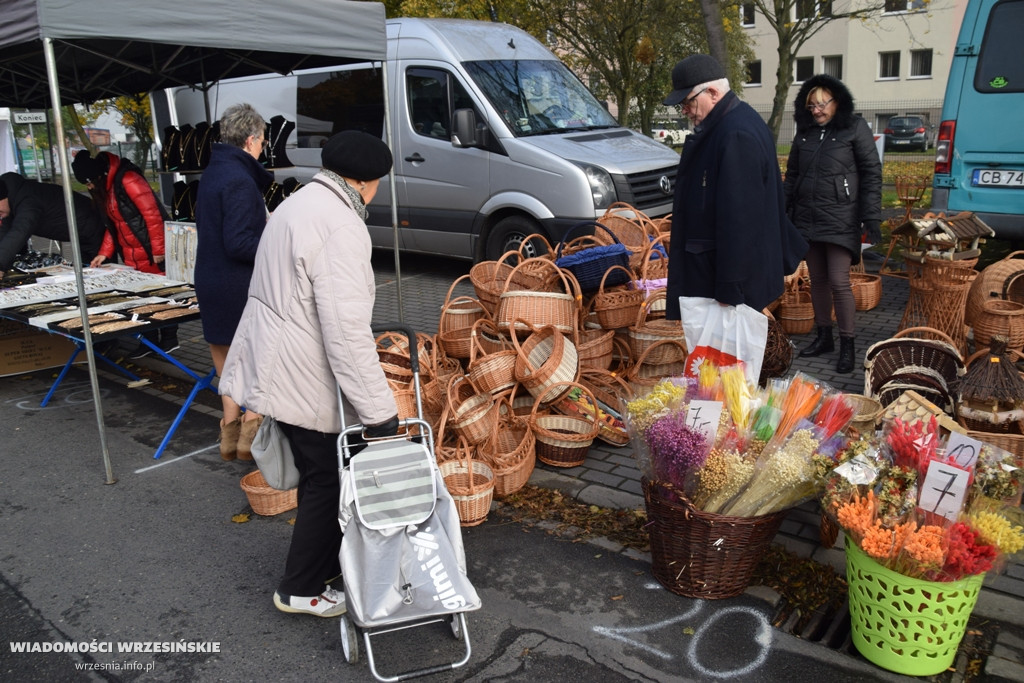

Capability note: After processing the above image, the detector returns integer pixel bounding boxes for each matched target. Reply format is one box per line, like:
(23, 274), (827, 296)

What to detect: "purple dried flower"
(645, 412), (709, 488)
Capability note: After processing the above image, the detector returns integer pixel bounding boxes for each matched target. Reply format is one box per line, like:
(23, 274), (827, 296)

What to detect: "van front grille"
(614, 165), (677, 213)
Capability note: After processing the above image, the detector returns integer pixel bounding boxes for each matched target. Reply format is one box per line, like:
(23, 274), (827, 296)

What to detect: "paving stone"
(579, 469), (627, 489)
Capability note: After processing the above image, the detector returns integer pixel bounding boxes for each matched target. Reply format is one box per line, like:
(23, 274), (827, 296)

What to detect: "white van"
(932, 0), (1024, 240)
(156, 18), (681, 261)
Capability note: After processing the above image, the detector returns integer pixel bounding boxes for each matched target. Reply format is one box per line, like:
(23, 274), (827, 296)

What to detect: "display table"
(0, 265), (216, 459)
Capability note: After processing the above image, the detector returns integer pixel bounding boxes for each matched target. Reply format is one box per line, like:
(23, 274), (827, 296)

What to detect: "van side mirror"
(452, 108), (484, 148)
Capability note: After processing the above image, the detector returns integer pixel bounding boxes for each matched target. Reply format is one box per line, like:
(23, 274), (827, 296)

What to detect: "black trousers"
(276, 421), (342, 597)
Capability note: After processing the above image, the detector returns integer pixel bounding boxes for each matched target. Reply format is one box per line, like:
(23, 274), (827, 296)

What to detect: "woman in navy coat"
(194, 103), (272, 459)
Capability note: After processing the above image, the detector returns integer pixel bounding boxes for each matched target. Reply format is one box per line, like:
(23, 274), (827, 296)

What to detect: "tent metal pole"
(42, 37), (117, 485)
(381, 62), (403, 323)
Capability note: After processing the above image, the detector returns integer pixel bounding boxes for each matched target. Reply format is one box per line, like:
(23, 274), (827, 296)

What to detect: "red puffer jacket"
(97, 153), (165, 273)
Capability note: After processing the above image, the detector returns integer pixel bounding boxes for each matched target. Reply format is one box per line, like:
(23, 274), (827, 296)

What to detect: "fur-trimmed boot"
(837, 336), (856, 374)
(220, 417), (242, 461)
(799, 326), (834, 357)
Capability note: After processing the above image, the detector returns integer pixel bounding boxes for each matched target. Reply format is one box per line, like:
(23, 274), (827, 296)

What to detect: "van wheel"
(486, 216), (548, 262)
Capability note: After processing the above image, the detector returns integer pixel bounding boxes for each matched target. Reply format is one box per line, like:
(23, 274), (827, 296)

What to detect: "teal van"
(932, 0), (1024, 240)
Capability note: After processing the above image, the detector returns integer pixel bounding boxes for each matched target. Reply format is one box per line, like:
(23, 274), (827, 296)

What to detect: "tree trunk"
(699, 0), (729, 67)
(769, 47), (795, 145)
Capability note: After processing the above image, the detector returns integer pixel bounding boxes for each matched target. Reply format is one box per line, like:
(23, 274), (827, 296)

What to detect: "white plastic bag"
(680, 296), (768, 387)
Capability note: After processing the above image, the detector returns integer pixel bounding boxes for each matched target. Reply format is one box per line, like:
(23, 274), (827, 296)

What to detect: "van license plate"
(972, 169), (1024, 187)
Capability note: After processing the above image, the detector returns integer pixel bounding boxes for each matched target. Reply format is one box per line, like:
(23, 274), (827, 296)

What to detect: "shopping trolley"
(337, 323), (481, 681)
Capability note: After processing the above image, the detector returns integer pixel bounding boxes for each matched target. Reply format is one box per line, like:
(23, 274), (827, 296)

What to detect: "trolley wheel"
(339, 614), (359, 663)
(450, 613), (463, 639)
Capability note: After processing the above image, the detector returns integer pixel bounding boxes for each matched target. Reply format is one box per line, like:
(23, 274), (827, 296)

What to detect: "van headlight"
(572, 162), (616, 210)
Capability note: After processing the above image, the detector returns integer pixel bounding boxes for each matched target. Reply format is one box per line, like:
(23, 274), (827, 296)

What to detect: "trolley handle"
(372, 322), (420, 375)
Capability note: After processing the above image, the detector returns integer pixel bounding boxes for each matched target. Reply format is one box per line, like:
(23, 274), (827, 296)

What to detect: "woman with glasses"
(194, 103), (273, 459)
(784, 74), (882, 374)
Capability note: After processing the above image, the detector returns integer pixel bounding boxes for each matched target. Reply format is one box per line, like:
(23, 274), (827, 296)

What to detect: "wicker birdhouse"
(956, 336), (1024, 434)
(892, 211), (995, 263)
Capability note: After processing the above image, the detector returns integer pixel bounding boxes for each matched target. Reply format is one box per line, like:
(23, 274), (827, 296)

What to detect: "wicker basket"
(496, 258), (580, 336)
(863, 327), (965, 399)
(973, 299), (1024, 351)
(530, 381), (601, 467)
(627, 291), (687, 364)
(577, 327), (615, 370)
(446, 375), (499, 446)
(576, 367), (634, 447)
(240, 470), (298, 516)
(484, 398), (537, 497)
(439, 448), (495, 527)
(593, 265), (646, 330)
(643, 479), (788, 599)
(966, 251), (1024, 325)
(758, 311), (793, 386)
(467, 318), (518, 397)
(844, 393), (883, 436)
(595, 202), (655, 257)
(850, 272), (883, 311)
(553, 221), (633, 295)
(511, 322), (580, 405)
(623, 338), (689, 395)
(778, 290), (814, 335)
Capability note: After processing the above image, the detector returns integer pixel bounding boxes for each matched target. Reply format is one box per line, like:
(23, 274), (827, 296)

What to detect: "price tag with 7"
(919, 459), (971, 522)
(685, 400), (723, 446)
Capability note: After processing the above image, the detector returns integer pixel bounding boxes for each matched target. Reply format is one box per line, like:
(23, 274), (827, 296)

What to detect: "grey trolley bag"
(337, 324), (481, 681)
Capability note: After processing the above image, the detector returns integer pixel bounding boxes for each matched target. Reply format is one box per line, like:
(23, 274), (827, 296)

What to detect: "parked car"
(884, 116), (930, 152)
(651, 128), (689, 146)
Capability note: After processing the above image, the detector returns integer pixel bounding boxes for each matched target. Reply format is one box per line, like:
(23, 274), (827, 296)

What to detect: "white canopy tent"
(0, 0), (399, 482)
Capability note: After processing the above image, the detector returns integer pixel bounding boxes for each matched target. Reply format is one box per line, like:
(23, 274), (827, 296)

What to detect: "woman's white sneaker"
(273, 587), (347, 617)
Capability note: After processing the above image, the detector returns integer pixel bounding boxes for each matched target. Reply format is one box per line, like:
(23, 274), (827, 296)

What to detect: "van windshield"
(464, 59), (619, 136)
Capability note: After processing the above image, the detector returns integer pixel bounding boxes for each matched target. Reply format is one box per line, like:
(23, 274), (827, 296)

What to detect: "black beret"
(321, 131), (393, 181)
(664, 54), (726, 106)
(72, 150), (108, 185)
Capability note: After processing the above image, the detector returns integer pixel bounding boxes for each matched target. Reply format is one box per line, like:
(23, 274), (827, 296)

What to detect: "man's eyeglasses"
(806, 98), (834, 112)
(679, 87), (709, 112)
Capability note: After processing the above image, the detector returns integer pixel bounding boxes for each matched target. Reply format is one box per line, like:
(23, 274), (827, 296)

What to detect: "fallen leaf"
(682, 627), (695, 635)
(231, 513), (251, 523)
(610, 595), (623, 601)
(287, 517), (296, 526)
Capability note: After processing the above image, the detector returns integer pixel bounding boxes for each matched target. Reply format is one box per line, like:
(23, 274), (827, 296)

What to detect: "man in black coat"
(0, 172), (105, 278)
(662, 55), (807, 320)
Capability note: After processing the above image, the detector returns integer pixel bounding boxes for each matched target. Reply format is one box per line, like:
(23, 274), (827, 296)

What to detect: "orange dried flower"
(904, 524), (946, 568)
(861, 520), (916, 560)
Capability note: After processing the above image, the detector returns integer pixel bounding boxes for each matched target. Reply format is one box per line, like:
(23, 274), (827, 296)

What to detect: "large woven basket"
(778, 290), (814, 335)
(437, 275), (486, 360)
(577, 327), (615, 370)
(496, 257), (580, 336)
(623, 338), (688, 395)
(595, 202), (654, 258)
(484, 398), (537, 497)
(863, 326), (965, 398)
(973, 299), (1024, 351)
(467, 318), (518, 397)
(851, 272), (883, 311)
(511, 322), (580, 405)
(643, 479), (788, 599)
(240, 470), (298, 516)
(446, 375), (499, 446)
(439, 448), (495, 527)
(553, 221), (633, 295)
(627, 291), (687, 364)
(530, 381), (601, 467)
(593, 265), (646, 330)
(965, 250), (1024, 325)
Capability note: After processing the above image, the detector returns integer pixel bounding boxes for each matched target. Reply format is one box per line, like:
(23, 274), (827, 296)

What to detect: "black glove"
(863, 220), (882, 244)
(364, 415), (400, 439)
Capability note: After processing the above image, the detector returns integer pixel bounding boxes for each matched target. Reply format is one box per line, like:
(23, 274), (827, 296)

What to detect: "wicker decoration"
(467, 318), (518, 397)
(240, 470), (297, 516)
(956, 339), (1024, 434)
(511, 321), (580, 405)
(758, 311), (793, 386)
(627, 291), (687, 365)
(973, 299), (1024, 351)
(483, 397), (537, 497)
(965, 250), (1024, 325)
(495, 258), (581, 336)
(529, 381), (601, 467)
(850, 272), (883, 311)
(593, 265), (646, 330)
(439, 444), (495, 527)
(446, 374), (499, 446)
(643, 479), (788, 599)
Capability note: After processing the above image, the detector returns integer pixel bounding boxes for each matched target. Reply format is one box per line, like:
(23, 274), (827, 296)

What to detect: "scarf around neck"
(320, 168), (367, 220)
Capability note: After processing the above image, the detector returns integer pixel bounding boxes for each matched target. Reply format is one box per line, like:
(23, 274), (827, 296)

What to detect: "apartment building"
(737, 0), (968, 143)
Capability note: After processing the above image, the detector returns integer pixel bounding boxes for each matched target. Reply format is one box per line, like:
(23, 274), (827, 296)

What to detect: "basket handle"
(441, 273), (475, 310)
(528, 379), (602, 438)
(601, 203), (656, 235)
(518, 233), (554, 258)
(468, 317), (509, 365)
(597, 264), (638, 297)
(638, 234), (669, 281)
(624, 339), (689, 380)
(893, 326), (958, 348)
(634, 289), (667, 328)
(555, 221), (622, 259)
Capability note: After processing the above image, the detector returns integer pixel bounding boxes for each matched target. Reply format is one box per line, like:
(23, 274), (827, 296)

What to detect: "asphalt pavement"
(3, 246), (1024, 682)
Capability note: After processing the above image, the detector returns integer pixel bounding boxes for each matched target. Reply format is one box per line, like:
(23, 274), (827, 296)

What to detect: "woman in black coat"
(784, 74), (882, 374)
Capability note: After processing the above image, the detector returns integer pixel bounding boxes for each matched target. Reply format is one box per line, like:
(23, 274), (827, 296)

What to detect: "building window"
(878, 51), (900, 79)
(741, 3), (755, 26)
(885, 0), (925, 12)
(910, 49), (933, 78)
(746, 60), (762, 86)
(823, 55), (843, 80)
(795, 57), (815, 83)
(796, 0), (832, 19)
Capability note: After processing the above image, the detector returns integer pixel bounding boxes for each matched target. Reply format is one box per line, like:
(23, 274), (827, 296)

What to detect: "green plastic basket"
(845, 536), (984, 676)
